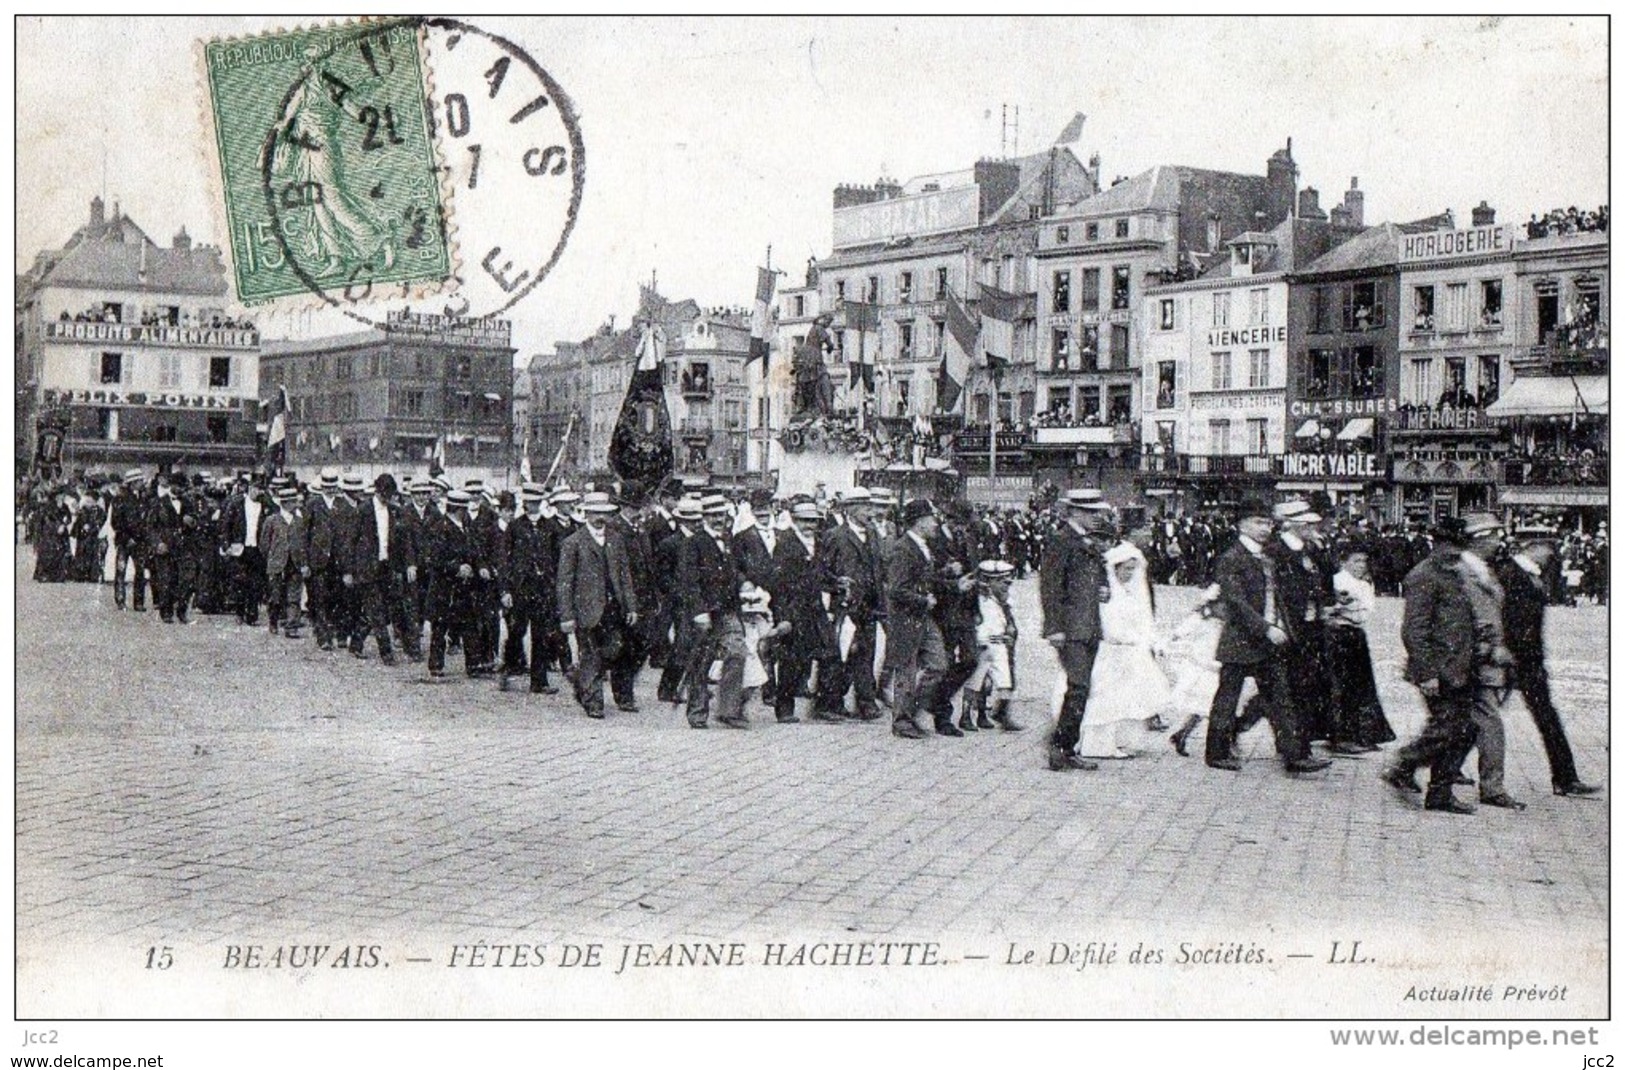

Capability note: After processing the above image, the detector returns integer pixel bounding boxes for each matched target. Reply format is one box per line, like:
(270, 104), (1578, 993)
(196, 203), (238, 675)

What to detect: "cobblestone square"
(14, 559), (1608, 1017)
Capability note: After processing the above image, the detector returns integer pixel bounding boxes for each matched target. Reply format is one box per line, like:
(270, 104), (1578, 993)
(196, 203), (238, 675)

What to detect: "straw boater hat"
(1461, 513), (1504, 540)
(409, 477), (432, 497)
(1273, 499), (1311, 522)
(430, 475), (453, 493)
(841, 487), (873, 506)
(1063, 488), (1111, 511)
(790, 501), (822, 522)
(977, 560), (1016, 580)
(870, 487), (899, 509)
(445, 489), (473, 507)
(700, 493), (731, 516)
(674, 496), (703, 522)
(550, 487), (581, 507)
(340, 473), (365, 493)
(318, 467), (340, 489)
(122, 468), (144, 485)
(520, 482), (546, 503)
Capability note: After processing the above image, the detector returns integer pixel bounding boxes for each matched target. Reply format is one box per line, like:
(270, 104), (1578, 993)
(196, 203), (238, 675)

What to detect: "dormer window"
(1115, 218), (1130, 238)
(1234, 244), (1252, 266)
(1057, 226), (1069, 243)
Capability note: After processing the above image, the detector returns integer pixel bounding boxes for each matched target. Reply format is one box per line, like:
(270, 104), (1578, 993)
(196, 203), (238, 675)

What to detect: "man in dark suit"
(1496, 536), (1600, 797)
(109, 470), (150, 610)
(643, 480), (683, 672)
(609, 492), (657, 711)
(303, 469), (342, 650)
(501, 483), (562, 694)
(145, 471), (190, 623)
(464, 484), (504, 675)
(1039, 488), (1115, 771)
(826, 487), (886, 721)
(771, 501), (838, 724)
(1385, 515), (1511, 813)
(1204, 497), (1329, 775)
(332, 474), (367, 650)
(425, 490), (482, 678)
(931, 501), (983, 729)
(342, 474), (415, 665)
(886, 498), (953, 739)
(557, 491), (641, 718)
(221, 480), (272, 625)
(678, 494), (746, 728)
(1265, 500), (1343, 751)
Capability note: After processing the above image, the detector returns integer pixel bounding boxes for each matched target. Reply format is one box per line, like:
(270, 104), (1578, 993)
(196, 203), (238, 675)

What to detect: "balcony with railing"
(1503, 451), (1608, 487)
(1140, 453), (1275, 476)
(679, 415), (714, 438)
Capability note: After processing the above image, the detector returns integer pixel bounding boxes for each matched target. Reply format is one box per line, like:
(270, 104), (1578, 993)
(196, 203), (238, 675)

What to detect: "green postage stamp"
(202, 19), (454, 305)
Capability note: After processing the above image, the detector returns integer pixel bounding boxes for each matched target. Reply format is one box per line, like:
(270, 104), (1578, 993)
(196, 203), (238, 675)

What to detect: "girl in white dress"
(1165, 584), (1224, 756)
(1077, 540), (1172, 759)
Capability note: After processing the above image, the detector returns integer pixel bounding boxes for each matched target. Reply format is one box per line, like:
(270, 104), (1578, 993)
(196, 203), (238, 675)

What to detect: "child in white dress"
(1165, 584), (1224, 756)
(961, 560), (1024, 732)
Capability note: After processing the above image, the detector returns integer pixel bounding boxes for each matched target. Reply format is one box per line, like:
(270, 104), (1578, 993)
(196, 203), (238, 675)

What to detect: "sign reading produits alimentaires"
(1398, 224), (1511, 262)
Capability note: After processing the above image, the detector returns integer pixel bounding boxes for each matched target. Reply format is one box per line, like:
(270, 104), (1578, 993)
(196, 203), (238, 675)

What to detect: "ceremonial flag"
(843, 300), (879, 333)
(429, 433), (446, 476)
(609, 322), (674, 489)
(849, 329), (874, 392)
(747, 267), (776, 367)
(264, 386), (289, 470)
(519, 424), (533, 483)
(544, 412), (576, 487)
(939, 287), (977, 412)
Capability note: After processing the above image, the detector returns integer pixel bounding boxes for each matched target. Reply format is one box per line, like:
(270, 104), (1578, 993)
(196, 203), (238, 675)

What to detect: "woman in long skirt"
(1324, 551), (1395, 750)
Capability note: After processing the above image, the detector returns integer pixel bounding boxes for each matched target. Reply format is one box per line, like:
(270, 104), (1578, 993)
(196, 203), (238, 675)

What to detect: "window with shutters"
(934, 266), (949, 300)
(1246, 418), (1268, 456)
(1479, 279), (1503, 328)
(99, 352), (123, 385)
(1155, 361), (1176, 409)
(158, 353), (183, 388)
(1443, 283), (1468, 332)
(1351, 346), (1382, 399)
(209, 356), (232, 389)
(1213, 291), (1231, 328)
(1052, 328), (1071, 371)
(1305, 349), (1334, 399)
(1248, 288), (1269, 325)
(1211, 351), (1233, 390)
(1248, 349), (1270, 388)
(1159, 299), (1175, 331)
(1342, 281), (1384, 330)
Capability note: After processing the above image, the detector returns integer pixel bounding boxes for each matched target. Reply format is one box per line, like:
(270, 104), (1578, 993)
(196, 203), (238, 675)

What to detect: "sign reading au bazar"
(1279, 452), (1381, 479)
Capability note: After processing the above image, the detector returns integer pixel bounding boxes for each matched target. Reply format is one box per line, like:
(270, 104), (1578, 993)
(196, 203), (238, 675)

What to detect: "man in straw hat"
(678, 493), (747, 728)
(653, 495), (704, 704)
(556, 491), (640, 718)
(1038, 488), (1115, 771)
(1204, 497), (1330, 776)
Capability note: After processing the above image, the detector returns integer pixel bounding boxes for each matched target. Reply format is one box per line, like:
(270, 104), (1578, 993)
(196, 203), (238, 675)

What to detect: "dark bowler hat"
(1432, 516), (1469, 546)
(374, 473), (397, 496)
(1236, 496), (1272, 520)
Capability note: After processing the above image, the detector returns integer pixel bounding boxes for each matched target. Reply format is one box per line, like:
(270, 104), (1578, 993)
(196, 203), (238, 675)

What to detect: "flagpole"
(543, 411), (576, 488)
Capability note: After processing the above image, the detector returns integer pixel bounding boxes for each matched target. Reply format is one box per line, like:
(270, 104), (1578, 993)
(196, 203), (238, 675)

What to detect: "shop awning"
(1337, 417), (1374, 441)
(1485, 375), (1608, 419)
(1294, 419), (1321, 439)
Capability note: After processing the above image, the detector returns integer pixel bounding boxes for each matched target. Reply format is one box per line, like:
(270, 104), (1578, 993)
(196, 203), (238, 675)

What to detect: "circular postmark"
(258, 16), (584, 325)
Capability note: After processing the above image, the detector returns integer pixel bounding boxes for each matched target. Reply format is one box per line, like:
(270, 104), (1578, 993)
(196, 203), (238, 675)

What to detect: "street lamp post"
(1318, 425), (1335, 514)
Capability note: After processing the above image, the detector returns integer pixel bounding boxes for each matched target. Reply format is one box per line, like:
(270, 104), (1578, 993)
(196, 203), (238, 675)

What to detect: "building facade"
(17, 197), (261, 476)
(1285, 218), (1446, 518)
(258, 310), (514, 485)
(529, 339), (590, 484)
(1486, 219), (1609, 521)
(1391, 207), (1518, 522)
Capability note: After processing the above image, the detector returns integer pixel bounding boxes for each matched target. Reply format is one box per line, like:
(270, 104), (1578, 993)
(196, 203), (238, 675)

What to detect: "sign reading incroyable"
(1279, 452), (1380, 479)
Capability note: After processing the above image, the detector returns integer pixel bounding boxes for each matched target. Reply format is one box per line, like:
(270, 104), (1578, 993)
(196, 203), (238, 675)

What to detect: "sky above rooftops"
(16, 16), (1606, 366)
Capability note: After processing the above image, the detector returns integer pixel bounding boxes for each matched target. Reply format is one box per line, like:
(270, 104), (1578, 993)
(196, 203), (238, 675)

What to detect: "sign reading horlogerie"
(1399, 225), (1511, 262)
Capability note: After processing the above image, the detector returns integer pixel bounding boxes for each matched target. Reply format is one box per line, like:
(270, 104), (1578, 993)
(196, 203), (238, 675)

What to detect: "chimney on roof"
(1298, 186), (1327, 221)
(173, 226), (192, 251)
(111, 200), (121, 222)
(1265, 140), (1298, 227)
(89, 195), (105, 228)
(1472, 200), (1496, 226)
(1340, 177), (1364, 228)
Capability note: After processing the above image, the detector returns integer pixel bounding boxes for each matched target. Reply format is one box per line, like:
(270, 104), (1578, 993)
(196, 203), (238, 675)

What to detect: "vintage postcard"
(11, 12), (1610, 1051)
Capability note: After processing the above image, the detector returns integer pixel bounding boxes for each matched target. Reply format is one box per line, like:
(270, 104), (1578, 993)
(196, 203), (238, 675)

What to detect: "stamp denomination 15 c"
(203, 19), (453, 305)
